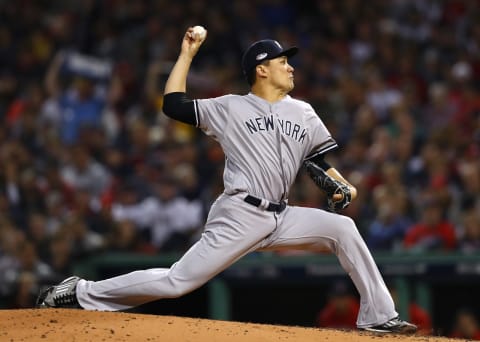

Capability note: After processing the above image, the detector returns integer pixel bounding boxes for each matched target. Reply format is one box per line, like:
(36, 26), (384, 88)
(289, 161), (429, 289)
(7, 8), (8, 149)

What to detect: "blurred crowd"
(0, 0), (479, 332)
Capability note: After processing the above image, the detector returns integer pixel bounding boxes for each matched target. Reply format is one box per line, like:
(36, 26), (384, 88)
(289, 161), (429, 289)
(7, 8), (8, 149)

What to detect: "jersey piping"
(194, 99), (200, 127)
(305, 142), (338, 161)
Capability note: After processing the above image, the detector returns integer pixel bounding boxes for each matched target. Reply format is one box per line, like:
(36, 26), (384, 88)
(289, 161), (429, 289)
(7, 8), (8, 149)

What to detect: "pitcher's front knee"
(164, 272), (206, 298)
(166, 280), (195, 298)
(335, 215), (360, 237)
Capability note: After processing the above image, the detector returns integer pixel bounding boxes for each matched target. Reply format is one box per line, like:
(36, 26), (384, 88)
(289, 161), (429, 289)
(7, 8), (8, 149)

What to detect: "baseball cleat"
(361, 316), (417, 334)
(36, 276), (82, 309)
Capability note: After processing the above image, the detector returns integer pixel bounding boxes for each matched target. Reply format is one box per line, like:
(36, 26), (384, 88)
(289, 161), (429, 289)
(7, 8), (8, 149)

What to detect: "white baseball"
(192, 25), (207, 40)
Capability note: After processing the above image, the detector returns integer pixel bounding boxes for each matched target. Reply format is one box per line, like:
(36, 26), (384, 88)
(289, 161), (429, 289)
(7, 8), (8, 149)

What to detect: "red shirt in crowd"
(404, 221), (457, 250)
(316, 296), (360, 329)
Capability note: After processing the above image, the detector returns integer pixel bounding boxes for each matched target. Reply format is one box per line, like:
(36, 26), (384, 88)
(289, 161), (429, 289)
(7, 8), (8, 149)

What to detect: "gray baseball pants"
(76, 192), (397, 327)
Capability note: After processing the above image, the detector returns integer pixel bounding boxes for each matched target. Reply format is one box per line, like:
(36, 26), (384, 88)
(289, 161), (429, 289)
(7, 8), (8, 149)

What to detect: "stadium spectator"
(449, 308), (480, 340)
(46, 229), (75, 277)
(110, 181), (159, 248)
(43, 51), (113, 145)
(110, 175), (203, 252)
(148, 175), (203, 252)
(105, 220), (155, 254)
(366, 162), (412, 250)
(457, 208), (480, 254)
(7, 240), (55, 308)
(403, 199), (457, 252)
(0, 221), (24, 302)
(366, 199), (412, 251)
(60, 144), (111, 198)
(316, 281), (360, 329)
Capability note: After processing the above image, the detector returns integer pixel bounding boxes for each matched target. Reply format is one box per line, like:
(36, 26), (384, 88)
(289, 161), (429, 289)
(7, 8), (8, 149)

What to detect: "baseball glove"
(304, 160), (352, 212)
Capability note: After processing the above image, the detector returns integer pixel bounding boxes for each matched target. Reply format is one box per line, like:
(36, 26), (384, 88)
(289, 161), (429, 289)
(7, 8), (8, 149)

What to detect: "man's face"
(262, 56), (295, 91)
(423, 205), (442, 227)
(73, 77), (94, 99)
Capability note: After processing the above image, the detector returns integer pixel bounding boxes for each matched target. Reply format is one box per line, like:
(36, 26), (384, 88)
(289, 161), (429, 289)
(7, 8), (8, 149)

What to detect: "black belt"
(244, 195), (287, 213)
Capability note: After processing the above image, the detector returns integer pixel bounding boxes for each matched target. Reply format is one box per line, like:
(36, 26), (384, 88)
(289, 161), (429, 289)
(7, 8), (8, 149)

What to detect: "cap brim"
(275, 46), (298, 59)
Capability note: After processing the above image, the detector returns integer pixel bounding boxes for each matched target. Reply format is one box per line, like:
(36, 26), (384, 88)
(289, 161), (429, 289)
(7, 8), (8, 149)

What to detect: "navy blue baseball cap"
(241, 39), (298, 77)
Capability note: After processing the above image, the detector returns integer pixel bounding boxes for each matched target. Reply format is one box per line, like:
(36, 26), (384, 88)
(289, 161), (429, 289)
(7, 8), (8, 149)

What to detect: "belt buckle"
(277, 201), (286, 213)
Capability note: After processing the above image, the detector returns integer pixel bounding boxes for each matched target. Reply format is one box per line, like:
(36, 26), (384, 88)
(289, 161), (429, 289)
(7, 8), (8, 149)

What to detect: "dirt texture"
(0, 309), (470, 342)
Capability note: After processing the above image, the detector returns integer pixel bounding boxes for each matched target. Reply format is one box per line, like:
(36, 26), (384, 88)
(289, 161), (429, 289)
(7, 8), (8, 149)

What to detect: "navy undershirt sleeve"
(162, 92), (197, 126)
(305, 153), (332, 171)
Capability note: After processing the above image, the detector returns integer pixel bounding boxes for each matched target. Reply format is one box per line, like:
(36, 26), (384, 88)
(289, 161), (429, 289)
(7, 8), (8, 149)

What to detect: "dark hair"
(245, 60), (270, 86)
(246, 68), (255, 86)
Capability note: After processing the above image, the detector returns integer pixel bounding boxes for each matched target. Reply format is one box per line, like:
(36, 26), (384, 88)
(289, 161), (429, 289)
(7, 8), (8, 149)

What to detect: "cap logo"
(256, 52), (268, 60)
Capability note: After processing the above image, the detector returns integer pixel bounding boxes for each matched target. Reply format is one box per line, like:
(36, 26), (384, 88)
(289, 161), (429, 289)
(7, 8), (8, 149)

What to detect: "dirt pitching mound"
(0, 309), (466, 342)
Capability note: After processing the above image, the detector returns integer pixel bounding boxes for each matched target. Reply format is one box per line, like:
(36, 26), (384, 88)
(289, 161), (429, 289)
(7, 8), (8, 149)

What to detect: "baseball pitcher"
(37, 26), (417, 334)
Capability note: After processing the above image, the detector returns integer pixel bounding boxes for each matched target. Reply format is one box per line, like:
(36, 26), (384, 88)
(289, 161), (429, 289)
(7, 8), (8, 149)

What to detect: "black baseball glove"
(304, 160), (352, 212)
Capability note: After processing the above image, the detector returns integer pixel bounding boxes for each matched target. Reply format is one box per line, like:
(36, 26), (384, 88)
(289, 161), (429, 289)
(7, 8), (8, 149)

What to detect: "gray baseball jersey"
(76, 93), (397, 328)
(196, 93), (337, 202)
